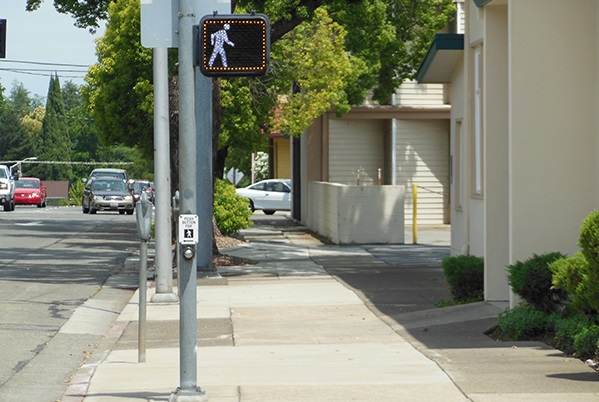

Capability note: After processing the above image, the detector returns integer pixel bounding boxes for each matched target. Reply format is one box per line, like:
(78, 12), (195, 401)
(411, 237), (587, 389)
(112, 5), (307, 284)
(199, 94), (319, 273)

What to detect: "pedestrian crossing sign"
(198, 14), (270, 77)
(178, 214), (199, 245)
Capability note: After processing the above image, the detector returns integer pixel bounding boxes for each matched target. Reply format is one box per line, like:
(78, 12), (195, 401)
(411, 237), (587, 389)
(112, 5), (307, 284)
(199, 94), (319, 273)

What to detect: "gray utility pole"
(170, 0), (203, 399)
(152, 47), (178, 303)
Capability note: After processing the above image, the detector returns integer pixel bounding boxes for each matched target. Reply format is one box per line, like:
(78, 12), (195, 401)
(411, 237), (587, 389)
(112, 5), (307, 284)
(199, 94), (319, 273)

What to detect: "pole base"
(169, 386), (207, 402)
(150, 292), (179, 303)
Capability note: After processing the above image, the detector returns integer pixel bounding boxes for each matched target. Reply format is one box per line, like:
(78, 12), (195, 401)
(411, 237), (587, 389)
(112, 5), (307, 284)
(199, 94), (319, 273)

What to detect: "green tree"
(62, 81), (100, 180)
(35, 74), (72, 180)
(0, 104), (30, 163)
(81, 0), (154, 159)
(47, 0), (454, 183)
(20, 105), (44, 149)
(9, 82), (41, 117)
(26, 0), (110, 33)
(0, 83), (38, 164)
(270, 7), (352, 135)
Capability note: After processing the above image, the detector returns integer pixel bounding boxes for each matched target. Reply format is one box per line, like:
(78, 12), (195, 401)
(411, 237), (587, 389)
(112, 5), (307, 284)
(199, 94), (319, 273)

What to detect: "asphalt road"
(0, 205), (140, 401)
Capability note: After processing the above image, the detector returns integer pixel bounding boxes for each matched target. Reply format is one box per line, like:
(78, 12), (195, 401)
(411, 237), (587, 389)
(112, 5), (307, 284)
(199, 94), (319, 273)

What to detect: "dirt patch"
(213, 233), (257, 267)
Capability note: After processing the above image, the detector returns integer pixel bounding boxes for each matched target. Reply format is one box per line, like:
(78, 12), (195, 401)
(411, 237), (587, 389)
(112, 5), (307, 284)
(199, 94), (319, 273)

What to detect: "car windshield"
(92, 180), (127, 192)
(15, 180), (38, 189)
(134, 182), (150, 192)
(91, 171), (126, 180)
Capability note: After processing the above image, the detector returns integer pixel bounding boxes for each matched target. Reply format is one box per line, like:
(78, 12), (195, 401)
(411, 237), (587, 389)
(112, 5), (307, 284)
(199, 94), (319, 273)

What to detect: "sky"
(0, 2), (105, 99)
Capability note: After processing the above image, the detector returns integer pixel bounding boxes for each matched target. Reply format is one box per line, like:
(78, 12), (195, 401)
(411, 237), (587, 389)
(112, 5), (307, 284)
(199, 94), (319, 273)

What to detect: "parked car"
(82, 176), (135, 215)
(0, 164), (15, 212)
(132, 180), (155, 204)
(14, 177), (47, 208)
(235, 179), (291, 215)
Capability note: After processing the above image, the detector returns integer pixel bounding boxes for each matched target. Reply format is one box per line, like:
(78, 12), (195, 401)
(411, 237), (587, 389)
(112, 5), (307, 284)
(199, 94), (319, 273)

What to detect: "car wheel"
(263, 210), (276, 215)
(126, 210), (134, 215)
(119, 210), (126, 215)
(248, 199), (255, 212)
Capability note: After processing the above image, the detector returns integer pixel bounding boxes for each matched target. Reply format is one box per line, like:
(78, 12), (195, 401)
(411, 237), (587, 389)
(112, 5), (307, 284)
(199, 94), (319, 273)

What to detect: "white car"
(0, 165), (15, 212)
(236, 179), (291, 215)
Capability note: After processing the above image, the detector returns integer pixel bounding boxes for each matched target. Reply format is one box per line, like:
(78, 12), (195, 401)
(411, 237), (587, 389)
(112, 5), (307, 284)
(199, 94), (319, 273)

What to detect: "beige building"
(295, 82), (451, 243)
(418, 0), (599, 305)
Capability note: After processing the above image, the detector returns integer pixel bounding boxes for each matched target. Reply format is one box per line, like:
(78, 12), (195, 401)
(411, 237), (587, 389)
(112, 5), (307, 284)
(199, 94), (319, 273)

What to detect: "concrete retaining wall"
(308, 181), (405, 244)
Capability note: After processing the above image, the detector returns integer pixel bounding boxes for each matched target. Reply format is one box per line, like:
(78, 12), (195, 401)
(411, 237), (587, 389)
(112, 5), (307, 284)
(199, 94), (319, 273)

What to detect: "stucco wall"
(308, 181), (405, 244)
(483, 3), (509, 302)
(509, 0), (598, 263)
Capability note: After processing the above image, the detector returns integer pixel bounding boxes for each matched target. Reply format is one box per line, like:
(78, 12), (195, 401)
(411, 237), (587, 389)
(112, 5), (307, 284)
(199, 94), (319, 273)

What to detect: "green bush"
(553, 313), (588, 354)
(550, 252), (595, 315)
(575, 210), (599, 314)
(507, 252), (568, 313)
(579, 210), (599, 265)
(442, 255), (484, 302)
(497, 304), (554, 340)
(213, 179), (253, 236)
(573, 324), (599, 359)
(69, 181), (84, 206)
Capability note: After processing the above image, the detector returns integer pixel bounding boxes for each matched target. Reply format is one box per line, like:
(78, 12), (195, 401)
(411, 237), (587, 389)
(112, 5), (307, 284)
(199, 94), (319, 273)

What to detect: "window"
(454, 120), (464, 210)
(472, 45), (484, 196)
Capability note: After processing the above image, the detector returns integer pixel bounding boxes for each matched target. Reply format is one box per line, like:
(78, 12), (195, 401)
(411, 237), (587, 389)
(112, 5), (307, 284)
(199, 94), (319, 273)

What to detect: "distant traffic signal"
(0, 19), (6, 59)
(198, 14), (270, 77)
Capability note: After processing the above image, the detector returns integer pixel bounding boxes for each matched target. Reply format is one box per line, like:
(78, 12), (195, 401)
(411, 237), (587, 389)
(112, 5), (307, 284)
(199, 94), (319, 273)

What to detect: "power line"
(0, 69), (87, 79)
(0, 68), (88, 73)
(0, 59), (92, 68)
(0, 160), (133, 166)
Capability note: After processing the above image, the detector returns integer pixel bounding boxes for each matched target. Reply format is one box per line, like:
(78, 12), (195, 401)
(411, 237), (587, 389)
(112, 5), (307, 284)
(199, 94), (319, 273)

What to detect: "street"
(0, 206), (139, 401)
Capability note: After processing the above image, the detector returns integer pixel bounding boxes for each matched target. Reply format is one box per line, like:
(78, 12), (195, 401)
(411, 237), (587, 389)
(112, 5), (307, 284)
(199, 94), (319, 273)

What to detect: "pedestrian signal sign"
(198, 14), (270, 77)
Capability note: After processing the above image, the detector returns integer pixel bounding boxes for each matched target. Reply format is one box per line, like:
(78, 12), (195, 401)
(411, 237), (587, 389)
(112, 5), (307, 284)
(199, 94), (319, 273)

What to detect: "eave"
(416, 33), (464, 84)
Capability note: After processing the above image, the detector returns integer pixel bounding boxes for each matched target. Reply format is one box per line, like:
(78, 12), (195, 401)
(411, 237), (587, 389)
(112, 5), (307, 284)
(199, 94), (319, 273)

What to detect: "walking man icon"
(209, 24), (235, 67)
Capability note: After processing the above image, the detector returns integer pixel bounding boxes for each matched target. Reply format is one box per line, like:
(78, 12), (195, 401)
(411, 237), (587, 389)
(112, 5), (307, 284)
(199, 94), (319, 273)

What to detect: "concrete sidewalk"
(63, 218), (599, 401)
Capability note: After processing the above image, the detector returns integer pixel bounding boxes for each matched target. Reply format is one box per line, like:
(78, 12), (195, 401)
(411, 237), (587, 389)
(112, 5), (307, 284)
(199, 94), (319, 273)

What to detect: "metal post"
(170, 0), (204, 399)
(413, 184), (418, 244)
(391, 93), (397, 185)
(135, 193), (152, 364)
(138, 239), (147, 363)
(195, 72), (214, 275)
(152, 47), (178, 303)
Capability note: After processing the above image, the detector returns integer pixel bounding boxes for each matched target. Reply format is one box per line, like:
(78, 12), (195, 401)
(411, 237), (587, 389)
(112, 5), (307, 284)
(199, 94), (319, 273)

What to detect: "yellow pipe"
(413, 184), (418, 244)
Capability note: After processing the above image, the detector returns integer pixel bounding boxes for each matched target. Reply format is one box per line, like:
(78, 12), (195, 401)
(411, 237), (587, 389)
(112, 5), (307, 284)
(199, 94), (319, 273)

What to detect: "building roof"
(416, 33), (464, 84)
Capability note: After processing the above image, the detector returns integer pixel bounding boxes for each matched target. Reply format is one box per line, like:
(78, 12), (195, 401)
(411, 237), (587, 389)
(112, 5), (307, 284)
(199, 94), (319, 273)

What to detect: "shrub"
(69, 181), (84, 206)
(213, 179), (253, 236)
(573, 324), (599, 359)
(550, 253), (594, 315)
(442, 255), (484, 302)
(497, 304), (553, 340)
(576, 210), (599, 314)
(579, 210), (599, 265)
(553, 313), (592, 355)
(507, 252), (568, 313)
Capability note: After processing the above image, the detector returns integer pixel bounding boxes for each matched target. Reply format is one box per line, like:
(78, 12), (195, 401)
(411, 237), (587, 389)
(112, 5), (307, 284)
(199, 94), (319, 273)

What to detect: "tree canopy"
(33, 0), (455, 180)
